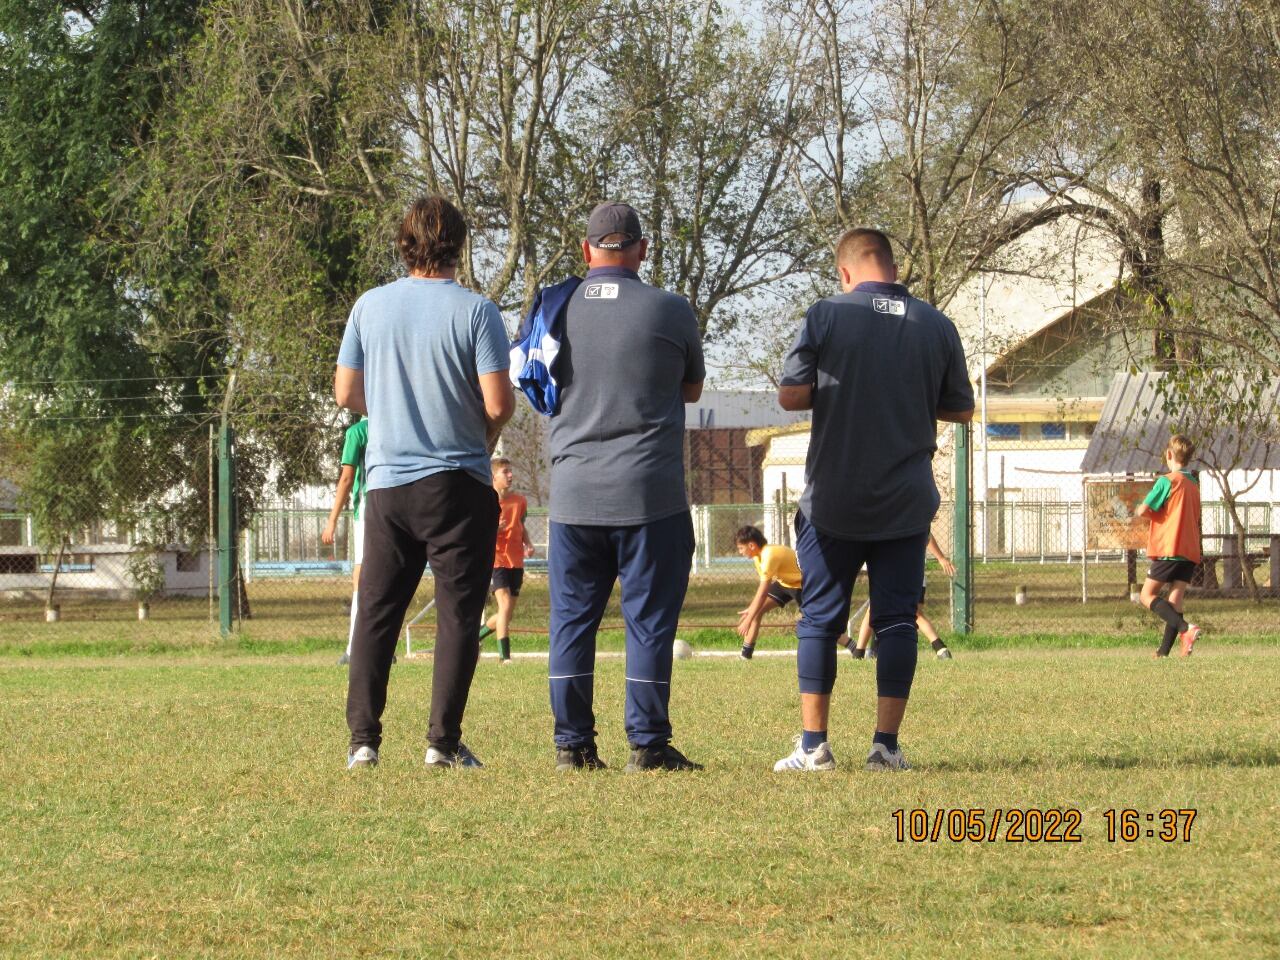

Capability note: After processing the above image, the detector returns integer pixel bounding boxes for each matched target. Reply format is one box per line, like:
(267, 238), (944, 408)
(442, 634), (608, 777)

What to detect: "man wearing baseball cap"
(543, 201), (706, 772)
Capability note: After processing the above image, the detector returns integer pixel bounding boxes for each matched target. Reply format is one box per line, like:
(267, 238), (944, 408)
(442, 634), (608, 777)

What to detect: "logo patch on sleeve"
(584, 283), (619, 299)
(872, 298), (906, 316)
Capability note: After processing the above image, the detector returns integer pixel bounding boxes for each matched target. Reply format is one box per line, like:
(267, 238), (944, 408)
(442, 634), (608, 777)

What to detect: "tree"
(787, 0), (1060, 307)
(129, 0), (396, 524)
(596, 1), (823, 338)
(0, 1), (207, 610)
(393, 0), (615, 312)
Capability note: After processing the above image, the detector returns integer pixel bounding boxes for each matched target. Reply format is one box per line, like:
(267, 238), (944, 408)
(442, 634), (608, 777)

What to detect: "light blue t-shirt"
(337, 277), (509, 490)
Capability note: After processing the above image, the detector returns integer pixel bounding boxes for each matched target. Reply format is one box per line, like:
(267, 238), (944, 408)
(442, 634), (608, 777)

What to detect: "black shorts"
(919, 584), (927, 605)
(492, 567), (524, 596)
(766, 583), (800, 608)
(1147, 559), (1197, 585)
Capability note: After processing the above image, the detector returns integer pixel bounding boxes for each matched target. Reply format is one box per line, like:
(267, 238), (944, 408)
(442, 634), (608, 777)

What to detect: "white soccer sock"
(346, 590), (358, 656)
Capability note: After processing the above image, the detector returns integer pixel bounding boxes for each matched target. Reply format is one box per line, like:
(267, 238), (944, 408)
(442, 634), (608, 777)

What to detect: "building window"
(0, 553), (38, 574)
(39, 554), (94, 573)
(176, 551), (201, 572)
(986, 423), (1021, 440)
(1040, 422), (1067, 440)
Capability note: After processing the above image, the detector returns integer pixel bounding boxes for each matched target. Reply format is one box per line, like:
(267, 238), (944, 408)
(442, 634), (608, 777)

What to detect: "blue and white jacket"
(509, 276), (582, 416)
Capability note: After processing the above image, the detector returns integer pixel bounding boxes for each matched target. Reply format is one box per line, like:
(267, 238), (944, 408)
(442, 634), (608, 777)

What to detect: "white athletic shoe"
(425, 743), (484, 769)
(347, 745), (378, 769)
(772, 735), (837, 772)
(864, 743), (911, 771)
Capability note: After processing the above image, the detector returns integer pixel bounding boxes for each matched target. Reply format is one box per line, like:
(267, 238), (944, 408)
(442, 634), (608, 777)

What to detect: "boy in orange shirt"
(478, 458), (534, 661)
(1134, 435), (1203, 658)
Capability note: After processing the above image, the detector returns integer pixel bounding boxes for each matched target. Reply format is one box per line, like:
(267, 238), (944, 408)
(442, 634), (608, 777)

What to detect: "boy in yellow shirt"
(734, 526), (854, 660)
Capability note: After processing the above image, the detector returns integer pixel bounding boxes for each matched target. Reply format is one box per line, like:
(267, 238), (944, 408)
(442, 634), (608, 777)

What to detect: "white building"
(0, 543), (213, 601)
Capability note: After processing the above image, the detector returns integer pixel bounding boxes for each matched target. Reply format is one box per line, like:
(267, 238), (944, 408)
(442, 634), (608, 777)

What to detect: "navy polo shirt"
(780, 281), (973, 540)
(547, 266), (705, 526)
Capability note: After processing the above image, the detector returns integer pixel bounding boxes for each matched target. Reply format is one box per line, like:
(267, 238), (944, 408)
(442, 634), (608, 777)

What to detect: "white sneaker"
(347, 745), (378, 769)
(864, 742), (911, 771)
(425, 743), (484, 769)
(772, 735), (837, 772)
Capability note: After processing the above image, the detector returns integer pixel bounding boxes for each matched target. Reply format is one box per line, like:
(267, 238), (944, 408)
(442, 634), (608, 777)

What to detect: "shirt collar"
(853, 280), (910, 297)
(585, 266), (641, 281)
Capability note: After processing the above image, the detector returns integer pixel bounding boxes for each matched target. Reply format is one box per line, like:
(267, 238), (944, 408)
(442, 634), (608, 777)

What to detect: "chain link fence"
(961, 428), (1279, 639)
(3, 421), (1277, 649)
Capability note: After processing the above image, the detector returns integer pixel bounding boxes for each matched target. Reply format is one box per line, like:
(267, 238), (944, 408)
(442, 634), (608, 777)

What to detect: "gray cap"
(586, 202), (643, 250)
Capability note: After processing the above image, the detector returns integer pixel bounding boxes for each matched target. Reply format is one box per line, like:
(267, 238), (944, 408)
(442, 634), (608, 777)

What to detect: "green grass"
(2, 646), (1278, 958)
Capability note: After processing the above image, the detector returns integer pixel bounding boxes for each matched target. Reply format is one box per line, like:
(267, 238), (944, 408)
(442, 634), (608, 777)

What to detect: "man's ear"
(839, 264), (853, 288)
(637, 238), (649, 263)
(582, 240), (593, 266)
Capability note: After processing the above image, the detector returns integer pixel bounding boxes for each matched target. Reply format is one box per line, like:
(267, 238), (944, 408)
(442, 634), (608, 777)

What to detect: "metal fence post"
(1081, 498), (1089, 604)
(702, 506), (713, 569)
(951, 422), (973, 634)
(691, 505), (702, 575)
(218, 422), (238, 636)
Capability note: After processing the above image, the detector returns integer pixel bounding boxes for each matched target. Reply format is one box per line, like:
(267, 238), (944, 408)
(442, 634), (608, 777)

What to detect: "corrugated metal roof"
(1081, 372), (1280, 474)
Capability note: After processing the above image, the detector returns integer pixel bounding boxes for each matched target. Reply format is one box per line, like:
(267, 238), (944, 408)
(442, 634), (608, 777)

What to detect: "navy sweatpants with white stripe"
(548, 511), (694, 749)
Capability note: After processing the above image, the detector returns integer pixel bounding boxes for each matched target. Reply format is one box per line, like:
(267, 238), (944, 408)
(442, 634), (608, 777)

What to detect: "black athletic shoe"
(624, 743), (704, 772)
(555, 744), (608, 772)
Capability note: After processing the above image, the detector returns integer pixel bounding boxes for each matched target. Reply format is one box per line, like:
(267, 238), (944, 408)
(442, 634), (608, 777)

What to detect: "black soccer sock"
(498, 637), (511, 660)
(1150, 597), (1189, 634)
(873, 730), (899, 752)
(930, 638), (946, 652)
(850, 646), (866, 659)
(1156, 623), (1178, 657)
(740, 643), (754, 659)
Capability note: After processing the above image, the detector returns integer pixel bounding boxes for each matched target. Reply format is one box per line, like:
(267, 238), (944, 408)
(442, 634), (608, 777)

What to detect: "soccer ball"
(673, 639), (693, 660)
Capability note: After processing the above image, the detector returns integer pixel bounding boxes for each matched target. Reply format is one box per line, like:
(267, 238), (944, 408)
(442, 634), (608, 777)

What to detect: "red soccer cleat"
(1179, 624), (1201, 657)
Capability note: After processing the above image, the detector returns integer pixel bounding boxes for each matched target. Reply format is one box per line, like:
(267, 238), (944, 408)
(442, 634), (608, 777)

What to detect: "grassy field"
(2, 644), (1278, 958)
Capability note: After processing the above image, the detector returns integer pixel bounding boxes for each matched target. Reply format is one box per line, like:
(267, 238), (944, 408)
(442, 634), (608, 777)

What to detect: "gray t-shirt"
(548, 267), (705, 525)
(780, 281), (973, 540)
(337, 277), (509, 490)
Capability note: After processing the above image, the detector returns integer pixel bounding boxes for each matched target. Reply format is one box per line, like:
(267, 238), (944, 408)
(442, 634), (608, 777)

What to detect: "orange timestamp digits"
(891, 808), (1084, 843)
(1102, 808), (1197, 842)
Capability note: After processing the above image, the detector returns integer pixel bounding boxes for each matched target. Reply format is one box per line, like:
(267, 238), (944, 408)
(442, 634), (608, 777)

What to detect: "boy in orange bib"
(478, 458), (534, 661)
(1134, 435), (1203, 657)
